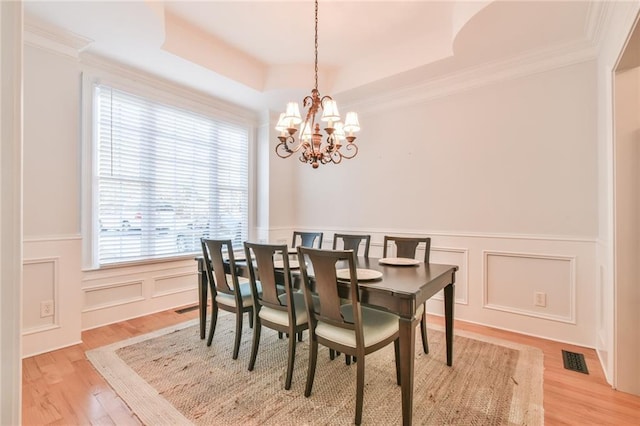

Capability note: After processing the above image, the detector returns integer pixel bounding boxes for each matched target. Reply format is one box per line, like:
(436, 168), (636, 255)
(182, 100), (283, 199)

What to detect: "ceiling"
(23, 1), (602, 111)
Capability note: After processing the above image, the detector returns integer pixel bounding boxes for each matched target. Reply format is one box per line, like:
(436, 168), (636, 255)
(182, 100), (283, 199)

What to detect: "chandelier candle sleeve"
(274, 0), (360, 169)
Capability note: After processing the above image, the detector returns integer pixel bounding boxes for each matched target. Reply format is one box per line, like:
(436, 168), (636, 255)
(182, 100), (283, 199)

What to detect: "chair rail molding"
(23, 234), (82, 243)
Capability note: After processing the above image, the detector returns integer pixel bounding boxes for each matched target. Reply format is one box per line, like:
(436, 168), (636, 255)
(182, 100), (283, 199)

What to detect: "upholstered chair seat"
(215, 280), (255, 307)
(315, 305), (399, 348)
(258, 292), (309, 326)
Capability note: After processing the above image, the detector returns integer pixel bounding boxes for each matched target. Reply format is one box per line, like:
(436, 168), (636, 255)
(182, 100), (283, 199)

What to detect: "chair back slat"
(332, 233), (371, 258)
(383, 235), (431, 263)
(201, 238), (238, 296)
(298, 247), (359, 331)
(244, 242), (291, 312)
(292, 231), (323, 249)
(395, 240), (419, 259)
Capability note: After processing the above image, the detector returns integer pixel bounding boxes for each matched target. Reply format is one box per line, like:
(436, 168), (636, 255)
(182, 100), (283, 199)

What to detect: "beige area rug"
(87, 314), (543, 425)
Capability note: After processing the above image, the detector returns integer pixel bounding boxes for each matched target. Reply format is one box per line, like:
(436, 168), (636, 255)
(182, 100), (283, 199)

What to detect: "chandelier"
(275, 0), (360, 169)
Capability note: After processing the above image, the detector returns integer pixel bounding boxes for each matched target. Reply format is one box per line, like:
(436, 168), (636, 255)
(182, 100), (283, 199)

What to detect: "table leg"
(197, 258), (208, 340)
(444, 282), (455, 366)
(399, 315), (417, 426)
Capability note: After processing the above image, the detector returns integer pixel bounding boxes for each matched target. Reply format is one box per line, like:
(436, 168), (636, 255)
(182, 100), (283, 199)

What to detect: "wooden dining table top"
(282, 255), (457, 319)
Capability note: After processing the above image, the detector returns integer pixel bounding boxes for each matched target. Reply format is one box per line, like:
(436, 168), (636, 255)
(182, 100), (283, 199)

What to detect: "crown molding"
(346, 37), (598, 116)
(23, 17), (92, 59)
(80, 52), (259, 125)
(585, 0), (615, 52)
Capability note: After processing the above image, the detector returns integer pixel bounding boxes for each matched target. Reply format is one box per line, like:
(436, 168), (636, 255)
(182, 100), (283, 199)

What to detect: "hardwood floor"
(22, 306), (640, 425)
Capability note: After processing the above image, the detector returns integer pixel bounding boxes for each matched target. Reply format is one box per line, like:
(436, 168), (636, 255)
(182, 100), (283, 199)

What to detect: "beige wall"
(294, 62), (598, 236)
(23, 46), (79, 237)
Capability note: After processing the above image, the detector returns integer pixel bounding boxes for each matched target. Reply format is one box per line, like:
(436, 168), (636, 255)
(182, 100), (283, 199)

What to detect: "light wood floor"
(22, 306), (640, 425)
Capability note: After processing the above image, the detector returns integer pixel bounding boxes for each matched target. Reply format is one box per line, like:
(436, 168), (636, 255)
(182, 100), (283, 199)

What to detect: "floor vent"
(175, 305), (199, 314)
(562, 350), (589, 374)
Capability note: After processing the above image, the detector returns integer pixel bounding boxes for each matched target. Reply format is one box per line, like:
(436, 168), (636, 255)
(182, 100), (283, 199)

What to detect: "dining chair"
(201, 238), (256, 359)
(332, 233), (371, 258)
(331, 233), (371, 364)
(297, 246), (400, 426)
(243, 242), (309, 390)
(383, 235), (432, 354)
(291, 231), (323, 249)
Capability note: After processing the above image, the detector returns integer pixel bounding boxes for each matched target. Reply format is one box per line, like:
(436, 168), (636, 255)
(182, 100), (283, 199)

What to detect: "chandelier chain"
(314, 0), (318, 91)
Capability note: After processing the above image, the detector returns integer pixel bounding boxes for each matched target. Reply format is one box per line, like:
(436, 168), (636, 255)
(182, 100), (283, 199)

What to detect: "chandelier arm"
(302, 94), (314, 108)
(275, 134), (307, 158)
(322, 149), (340, 164)
(275, 144), (294, 159)
(319, 94), (334, 109)
(330, 152), (343, 164)
(339, 143), (358, 160)
(300, 141), (315, 164)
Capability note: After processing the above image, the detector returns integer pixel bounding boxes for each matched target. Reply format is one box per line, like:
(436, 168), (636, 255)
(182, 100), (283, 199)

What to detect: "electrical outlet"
(534, 292), (547, 307)
(40, 300), (54, 318)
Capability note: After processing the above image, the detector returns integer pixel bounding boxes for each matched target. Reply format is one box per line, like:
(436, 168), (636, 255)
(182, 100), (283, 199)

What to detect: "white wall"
(295, 62), (598, 237)
(277, 60), (600, 346)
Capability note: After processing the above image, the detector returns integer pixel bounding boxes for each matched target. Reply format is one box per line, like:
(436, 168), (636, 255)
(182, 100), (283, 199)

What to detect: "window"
(93, 84), (249, 266)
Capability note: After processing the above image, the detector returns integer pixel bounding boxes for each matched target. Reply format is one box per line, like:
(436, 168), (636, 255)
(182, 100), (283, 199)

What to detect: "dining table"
(195, 254), (458, 426)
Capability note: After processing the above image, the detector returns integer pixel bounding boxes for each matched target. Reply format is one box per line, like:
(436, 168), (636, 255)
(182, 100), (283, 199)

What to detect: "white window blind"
(95, 84), (249, 265)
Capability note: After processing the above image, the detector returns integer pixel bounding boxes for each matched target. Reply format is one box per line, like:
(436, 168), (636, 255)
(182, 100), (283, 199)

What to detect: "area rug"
(87, 314), (543, 425)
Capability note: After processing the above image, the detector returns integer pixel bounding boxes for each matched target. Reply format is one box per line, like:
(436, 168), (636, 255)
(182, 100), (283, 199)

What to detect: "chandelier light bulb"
(284, 102), (302, 126)
(301, 121), (312, 142)
(321, 99), (340, 123)
(275, 113), (288, 133)
(334, 122), (346, 141)
(343, 112), (360, 134)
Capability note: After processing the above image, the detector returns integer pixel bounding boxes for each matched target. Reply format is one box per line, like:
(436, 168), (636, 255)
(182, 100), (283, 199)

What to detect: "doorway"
(613, 17), (640, 395)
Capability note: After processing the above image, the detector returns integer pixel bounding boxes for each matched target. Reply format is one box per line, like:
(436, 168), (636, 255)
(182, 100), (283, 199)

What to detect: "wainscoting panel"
(83, 280), (145, 312)
(271, 227), (596, 347)
(22, 236), (83, 358)
(484, 251), (575, 323)
(22, 257), (59, 332)
(428, 247), (469, 305)
(152, 272), (198, 298)
(81, 258), (199, 330)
